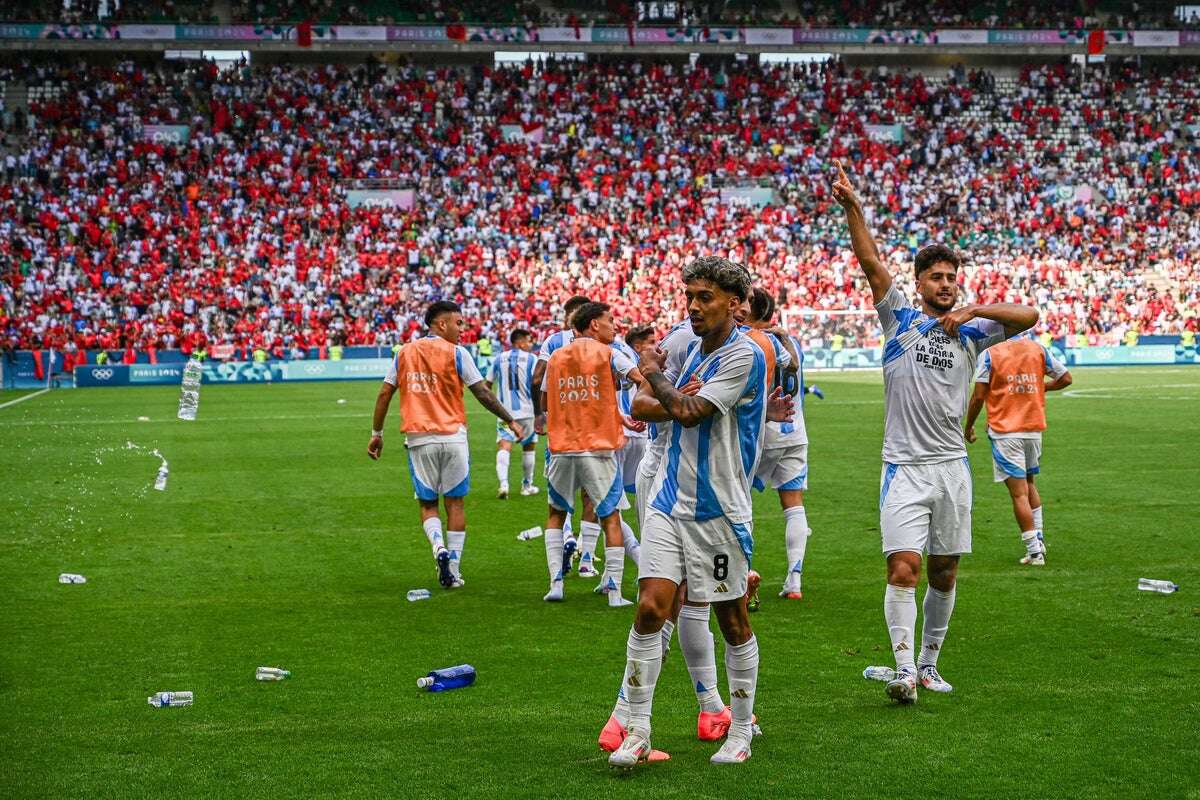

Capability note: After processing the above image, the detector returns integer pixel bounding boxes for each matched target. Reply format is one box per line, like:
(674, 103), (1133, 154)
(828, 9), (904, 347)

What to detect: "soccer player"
(607, 256), (786, 767)
(533, 295), (596, 574)
(832, 161), (1038, 703)
(540, 302), (641, 606)
(487, 329), (539, 499)
(368, 300), (526, 589)
(964, 334), (1072, 565)
(745, 288), (814, 600)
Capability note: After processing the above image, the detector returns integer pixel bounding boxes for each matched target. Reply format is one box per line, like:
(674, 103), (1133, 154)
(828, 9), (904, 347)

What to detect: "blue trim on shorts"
(730, 520), (754, 565)
(752, 476), (766, 492)
(444, 472), (470, 498)
(989, 438), (1027, 479)
(407, 451), (439, 502)
(1027, 465), (1040, 476)
(778, 464), (808, 491)
(548, 480), (574, 514)
(497, 418), (536, 445)
(879, 462), (899, 511)
(595, 466), (625, 518)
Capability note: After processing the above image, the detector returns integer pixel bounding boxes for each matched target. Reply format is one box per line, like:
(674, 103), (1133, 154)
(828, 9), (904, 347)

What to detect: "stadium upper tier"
(0, 57), (1197, 357)
(2, 1), (1196, 29)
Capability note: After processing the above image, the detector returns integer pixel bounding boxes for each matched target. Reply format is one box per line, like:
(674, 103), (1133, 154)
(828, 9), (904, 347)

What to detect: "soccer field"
(2, 368), (1197, 799)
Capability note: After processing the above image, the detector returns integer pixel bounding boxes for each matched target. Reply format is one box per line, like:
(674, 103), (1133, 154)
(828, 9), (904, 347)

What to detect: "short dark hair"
(510, 328), (531, 345)
(424, 300), (461, 327)
(914, 244), (961, 279)
(572, 302), (611, 333)
(563, 295), (591, 321)
(682, 256), (752, 301)
(749, 287), (776, 324)
(625, 325), (655, 348)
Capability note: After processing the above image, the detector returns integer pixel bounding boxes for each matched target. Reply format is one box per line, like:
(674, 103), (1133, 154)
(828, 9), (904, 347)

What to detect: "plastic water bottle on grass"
(154, 463), (169, 491)
(517, 526), (544, 541)
(863, 665), (895, 682)
(177, 357), (202, 421)
(407, 589), (431, 602)
(256, 667), (291, 681)
(148, 691), (193, 707)
(417, 664), (476, 692)
(58, 573), (87, 584)
(1137, 578), (1179, 594)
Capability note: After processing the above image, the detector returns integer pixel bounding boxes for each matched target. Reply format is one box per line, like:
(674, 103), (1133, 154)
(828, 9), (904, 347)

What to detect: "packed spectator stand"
(0, 54), (1197, 370)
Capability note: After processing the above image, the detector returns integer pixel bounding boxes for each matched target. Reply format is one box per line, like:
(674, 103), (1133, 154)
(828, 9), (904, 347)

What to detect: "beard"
(925, 295), (956, 314)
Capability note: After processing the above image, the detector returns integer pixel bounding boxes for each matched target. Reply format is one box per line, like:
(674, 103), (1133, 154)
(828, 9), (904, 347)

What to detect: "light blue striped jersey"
(876, 285), (1006, 464)
(640, 319), (698, 475)
(766, 333), (806, 447)
(489, 348), (537, 419)
(646, 327), (767, 525)
(537, 329), (575, 363)
(611, 337), (648, 440)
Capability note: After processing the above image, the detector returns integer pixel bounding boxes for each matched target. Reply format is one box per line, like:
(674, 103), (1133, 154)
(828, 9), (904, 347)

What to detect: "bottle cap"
(416, 676), (432, 689)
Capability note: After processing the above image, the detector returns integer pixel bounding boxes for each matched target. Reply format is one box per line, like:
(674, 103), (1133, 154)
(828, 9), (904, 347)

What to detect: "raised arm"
(831, 159), (894, 303)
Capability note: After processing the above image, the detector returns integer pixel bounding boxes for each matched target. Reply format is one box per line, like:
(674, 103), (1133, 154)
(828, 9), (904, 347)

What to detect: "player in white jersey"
(833, 161), (1038, 704)
(606, 256), (793, 768)
(532, 295), (593, 576)
(745, 288), (814, 600)
(486, 329), (539, 499)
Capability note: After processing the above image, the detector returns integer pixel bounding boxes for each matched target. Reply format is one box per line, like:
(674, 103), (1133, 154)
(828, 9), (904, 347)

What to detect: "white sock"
(620, 518), (640, 565)
(623, 628), (663, 731)
(563, 515), (573, 536)
(1032, 505), (1043, 531)
(605, 546), (626, 605)
(919, 586), (956, 668)
(884, 584), (917, 672)
(611, 686), (630, 727)
(544, 528), (564, 584)
(447, 530), (465, 578)
(783, 505), (809, 591)
(660, 619), (675, 658)
(678, 604), (725, 713)
(422, 517), (444, 556)
(495, 449), (510, 484)
(522, 451), (536, 485)
(724, 635), (759, 742)
(579, 520), (601, 568)
(1021, 530), (1041, 555)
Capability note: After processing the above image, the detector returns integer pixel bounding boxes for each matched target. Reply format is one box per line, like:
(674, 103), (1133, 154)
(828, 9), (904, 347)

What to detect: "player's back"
(493, 348), (536, 419)
(981, 337), (1056, 434)
(396, 336), (467, 435)
(545, 338), (624, 454)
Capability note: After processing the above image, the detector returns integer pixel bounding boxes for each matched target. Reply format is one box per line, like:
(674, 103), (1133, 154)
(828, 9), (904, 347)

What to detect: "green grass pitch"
(2, 368), (1198, 799)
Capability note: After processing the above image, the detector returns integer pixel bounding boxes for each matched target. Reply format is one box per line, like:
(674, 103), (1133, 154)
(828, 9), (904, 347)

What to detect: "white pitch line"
(0, 388), (49, 410)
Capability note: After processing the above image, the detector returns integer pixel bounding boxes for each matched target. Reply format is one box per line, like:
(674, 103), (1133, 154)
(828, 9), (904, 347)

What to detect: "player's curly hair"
(571, 302), (611, 333)
(682, 256), (752, 301)
(914, 244), (961, 279)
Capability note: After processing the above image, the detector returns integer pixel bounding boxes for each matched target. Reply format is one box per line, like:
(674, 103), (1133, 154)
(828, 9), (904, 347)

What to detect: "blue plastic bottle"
(416, 664), (476, 692)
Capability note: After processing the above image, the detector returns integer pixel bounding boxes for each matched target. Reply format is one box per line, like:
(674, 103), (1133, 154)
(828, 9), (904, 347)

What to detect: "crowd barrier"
(52, 345), (1199, 388)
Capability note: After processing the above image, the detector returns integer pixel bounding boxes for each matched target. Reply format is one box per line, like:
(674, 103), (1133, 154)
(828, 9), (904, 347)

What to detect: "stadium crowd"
(1, 55), (1198, 362)
(2, 1), (1197, 30)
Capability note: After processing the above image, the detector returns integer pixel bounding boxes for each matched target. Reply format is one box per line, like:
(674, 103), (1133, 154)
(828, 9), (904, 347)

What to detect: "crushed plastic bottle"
(148, 691), (193, 707)
(256, 667), (291, 681)
(517, 526), (544, 541)
(1137, 578), (1179, 594)
(177, 357), (202, 421)
(154, 463), (169, 491)
(407, 589), (432, 602)
(862, 665), (896, 682)
(58, 573), (87, 584)
(417, 664), (476, 692)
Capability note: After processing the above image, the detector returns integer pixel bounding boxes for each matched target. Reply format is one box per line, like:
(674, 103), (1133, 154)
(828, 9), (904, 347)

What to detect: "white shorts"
(618, 438), (649, 494)
(754, 444), (808, 492)
(407, 442), (470, 501)
(879, 459), (972, 557)
(496, 417), (536, 446)
(989, 435), (1042, 482)
(638, 509), (753, 603)
(546, 453), (623, 518)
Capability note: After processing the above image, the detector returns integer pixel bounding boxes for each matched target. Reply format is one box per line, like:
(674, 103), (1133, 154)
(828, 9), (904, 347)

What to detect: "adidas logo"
(894, 642), (911, 652)
(627, 663), (642, 688)
(926, 642), (940, 651)
(715, 582), (729, 593)
(731, 688), (751, 699)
